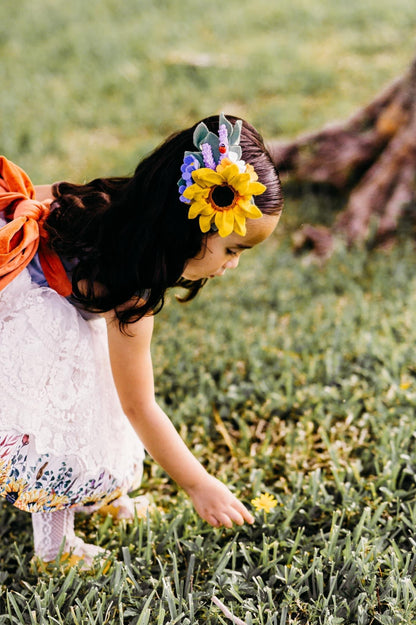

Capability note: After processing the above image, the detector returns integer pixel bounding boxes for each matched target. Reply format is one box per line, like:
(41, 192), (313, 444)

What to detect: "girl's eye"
(226, 249), (237, 256)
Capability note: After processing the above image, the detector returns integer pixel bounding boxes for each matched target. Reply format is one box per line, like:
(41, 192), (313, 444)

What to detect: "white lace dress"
(0, 216), (145, 513)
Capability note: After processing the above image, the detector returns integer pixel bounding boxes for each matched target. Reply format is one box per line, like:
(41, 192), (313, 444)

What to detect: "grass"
(1, 0), (415, 180)
(3, 234), (416, 623)
(1, 0), (416, 622)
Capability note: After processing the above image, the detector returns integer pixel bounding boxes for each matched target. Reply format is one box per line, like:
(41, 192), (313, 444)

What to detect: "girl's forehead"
(208, 213), (280, 249)
(240, 213), (280, 246)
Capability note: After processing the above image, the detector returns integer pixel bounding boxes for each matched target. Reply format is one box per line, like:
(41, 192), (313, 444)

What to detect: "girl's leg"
(31, 508), (105, 564)
(32, 508), (75, 561)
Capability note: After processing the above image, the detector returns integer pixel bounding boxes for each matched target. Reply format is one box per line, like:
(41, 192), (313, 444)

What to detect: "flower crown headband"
(178, 113), (266, 238)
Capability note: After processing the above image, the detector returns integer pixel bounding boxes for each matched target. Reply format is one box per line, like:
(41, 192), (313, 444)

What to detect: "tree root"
(270, 57), (416, 254)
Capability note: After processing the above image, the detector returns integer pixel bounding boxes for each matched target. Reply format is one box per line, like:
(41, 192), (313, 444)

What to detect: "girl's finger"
(233, 500), (255, 525)
(206, 514), (221, 528)
(215, 513), (234, 529)
(226, 508), (245, 526)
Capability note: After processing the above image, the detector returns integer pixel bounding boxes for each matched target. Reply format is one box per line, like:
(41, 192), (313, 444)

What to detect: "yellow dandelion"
(400, 381), (411, 390)
(251, 493), (278, 514)
(183, 158), (265, 238)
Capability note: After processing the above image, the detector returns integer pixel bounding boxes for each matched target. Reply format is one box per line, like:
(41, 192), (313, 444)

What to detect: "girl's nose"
(224, 255), (240, 270)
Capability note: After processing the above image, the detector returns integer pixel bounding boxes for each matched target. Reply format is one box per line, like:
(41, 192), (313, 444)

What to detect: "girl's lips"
(208, 269), (226, 278)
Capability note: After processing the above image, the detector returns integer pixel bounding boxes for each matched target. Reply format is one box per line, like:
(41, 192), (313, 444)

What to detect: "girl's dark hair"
(45, 115), (283, 329)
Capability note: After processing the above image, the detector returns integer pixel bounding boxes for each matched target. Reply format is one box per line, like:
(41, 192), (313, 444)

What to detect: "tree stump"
(269, 56), (416, 256)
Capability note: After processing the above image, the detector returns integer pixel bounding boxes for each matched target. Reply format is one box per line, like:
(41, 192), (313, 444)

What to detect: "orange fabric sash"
(0, 156), (72, 296)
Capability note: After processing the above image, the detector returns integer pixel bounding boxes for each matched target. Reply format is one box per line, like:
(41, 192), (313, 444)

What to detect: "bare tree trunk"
(269, 56), (416, 256)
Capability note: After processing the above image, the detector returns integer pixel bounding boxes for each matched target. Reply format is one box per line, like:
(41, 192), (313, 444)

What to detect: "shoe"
(98, 494), (150, 521)
(32, 536), (111, 574)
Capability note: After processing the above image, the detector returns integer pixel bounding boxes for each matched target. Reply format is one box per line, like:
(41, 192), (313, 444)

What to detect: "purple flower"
(218, 124), (229, 160)
(201, 143), (216, 170)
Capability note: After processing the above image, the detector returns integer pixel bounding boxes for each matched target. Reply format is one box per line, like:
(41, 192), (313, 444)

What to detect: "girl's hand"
(186, 474), (254, 528)
(106, 315), (254, 529)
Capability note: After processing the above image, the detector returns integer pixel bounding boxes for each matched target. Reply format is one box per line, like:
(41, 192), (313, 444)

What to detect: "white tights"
(31, 495), (149, 564)
(31, 508), (104, 564)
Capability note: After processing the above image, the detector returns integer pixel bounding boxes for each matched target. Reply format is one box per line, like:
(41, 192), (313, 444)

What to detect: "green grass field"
(1, 0), (416, 623)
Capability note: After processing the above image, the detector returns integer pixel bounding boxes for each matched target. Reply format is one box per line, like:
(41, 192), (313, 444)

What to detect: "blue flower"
(178, 155), (200, 203)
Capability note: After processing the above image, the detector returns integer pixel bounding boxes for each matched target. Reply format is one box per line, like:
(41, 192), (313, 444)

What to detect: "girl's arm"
(105, 312), (254, 528)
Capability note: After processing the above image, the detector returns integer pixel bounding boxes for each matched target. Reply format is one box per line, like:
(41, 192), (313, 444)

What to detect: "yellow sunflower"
(182, 158), (266, 238)
(0, 459), (11, 485)
(46, 493), (70, 510)
(15, 488), (50, 512)
(4, 478), (26, 503)
(79, 493), (105, 508)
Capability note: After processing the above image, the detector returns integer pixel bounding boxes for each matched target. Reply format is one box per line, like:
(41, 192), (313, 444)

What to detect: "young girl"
(0, 114), (283, 568)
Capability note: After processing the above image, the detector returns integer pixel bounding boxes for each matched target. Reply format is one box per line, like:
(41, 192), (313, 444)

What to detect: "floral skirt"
(0, 233), (145, 513)
(0, 430), (143, 513)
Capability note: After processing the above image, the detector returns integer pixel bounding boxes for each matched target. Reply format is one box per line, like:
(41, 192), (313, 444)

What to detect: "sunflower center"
(210, 184), (236, 211)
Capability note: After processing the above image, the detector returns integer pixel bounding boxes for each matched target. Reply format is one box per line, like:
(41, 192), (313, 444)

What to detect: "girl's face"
(182, 213), (280, 281)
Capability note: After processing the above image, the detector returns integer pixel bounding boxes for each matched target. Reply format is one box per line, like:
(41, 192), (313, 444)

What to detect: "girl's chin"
(181, 271), (220, 281)
(182, 273), (205, 281)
